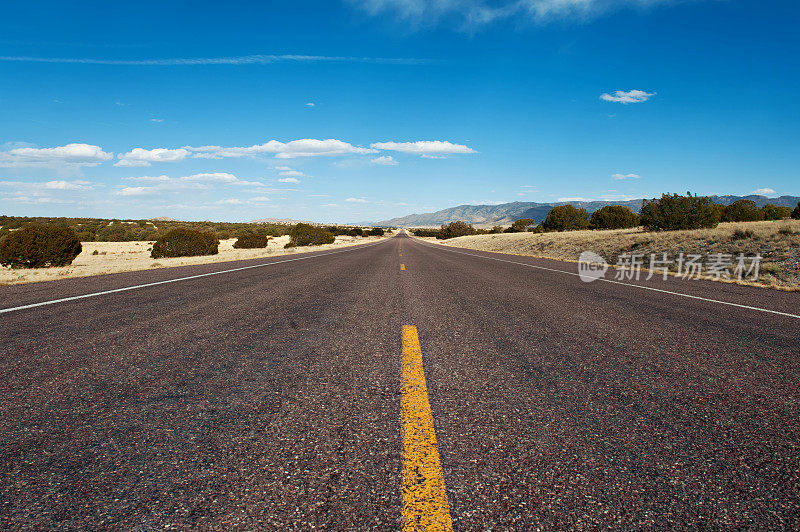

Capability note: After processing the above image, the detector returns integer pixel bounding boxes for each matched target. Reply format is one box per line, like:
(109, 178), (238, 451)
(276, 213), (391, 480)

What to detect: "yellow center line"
(400, 325), (454, 531)
(401, 264), (406, 270)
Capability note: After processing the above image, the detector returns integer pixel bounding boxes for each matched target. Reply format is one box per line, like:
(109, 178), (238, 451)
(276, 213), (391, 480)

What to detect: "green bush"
(411, 228), (440, 237)
(438, 221), (477, 239)
(0, 225), (82, 268)
(590, 205), (639, 230)
(151, 228), (219, 258)
(761, 204), (792, 221)
(506, 218), (536, 233)
(367, 227), (385, 236)
(233, 233), (270, 249)
(543, 205), (590, 231)
(348, 227), (365, 237)
(722, 199), (762, 222)
(639, 193), (719, 231)
(791, 202), (800, 220)
(732, 229), (755, 240)
(286, 223), (335, 247)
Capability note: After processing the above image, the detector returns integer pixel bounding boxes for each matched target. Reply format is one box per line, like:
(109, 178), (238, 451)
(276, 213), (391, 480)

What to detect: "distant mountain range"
(374, 195), (800, 227)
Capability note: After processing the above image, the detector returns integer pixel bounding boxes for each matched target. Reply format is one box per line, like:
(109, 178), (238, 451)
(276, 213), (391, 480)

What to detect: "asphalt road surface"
(1, 232), (798, 530)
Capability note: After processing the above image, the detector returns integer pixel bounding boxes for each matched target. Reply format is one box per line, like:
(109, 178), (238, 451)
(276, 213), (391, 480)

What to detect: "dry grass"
(422, 220), (800, 290)
(0, 234), (386, 285)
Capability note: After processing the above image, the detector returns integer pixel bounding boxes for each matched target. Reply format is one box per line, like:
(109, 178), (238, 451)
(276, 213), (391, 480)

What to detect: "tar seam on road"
(0, 240), (390, 315)
(415, 240), (800, 320)
(400, 325), (454, 532)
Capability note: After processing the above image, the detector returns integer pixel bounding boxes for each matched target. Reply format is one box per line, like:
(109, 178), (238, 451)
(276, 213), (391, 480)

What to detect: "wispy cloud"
(0, 54), (427, 66)
(346, 197), (368, 203)
(371, 155), (399, 165)
(612, 172), (640, 179)
(600, 90), (655, 104)
(115, 147), (189, 167)
(350, 0), (690, 28)
(752, 187), (776, 195)
(188, 139), (377, 159)
(0, 143), (112, 168)
(370, 140), (476, 155)
(279, 177), (301, 183)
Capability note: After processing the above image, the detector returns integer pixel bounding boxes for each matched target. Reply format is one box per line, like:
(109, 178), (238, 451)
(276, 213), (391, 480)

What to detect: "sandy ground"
(0, 235), (387, 285)
(415, 220), (800, 290)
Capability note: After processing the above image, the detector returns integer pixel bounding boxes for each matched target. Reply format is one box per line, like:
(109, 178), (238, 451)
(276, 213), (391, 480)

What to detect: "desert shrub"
(367, 227), (385, 236)
(639, 193), (719, 231)
(506, 218), (536, 233)
(151, 228), (219, 258)
(543, 205), (590, 231)
(488, 225), (504, 234)
(348, 227), (365, 237)
(590, 205), (639, 230)
(286, 223), (335, 247)
(411, 228), (440, 237)
(732, 229), (755, 240)
(761, 204), (792, 221)
(0, 225), (82, 268)
(438, 221), (477, 239)
(778, 226), (798, 236)
(722, 199), (762, 222)
(791, 202), (800, 220)
(233, 233), (270, 249)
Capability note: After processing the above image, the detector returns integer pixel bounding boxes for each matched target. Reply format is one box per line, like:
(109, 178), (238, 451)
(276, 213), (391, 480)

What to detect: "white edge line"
(0, 239), (391, 315)
(413, 238), (800, 320)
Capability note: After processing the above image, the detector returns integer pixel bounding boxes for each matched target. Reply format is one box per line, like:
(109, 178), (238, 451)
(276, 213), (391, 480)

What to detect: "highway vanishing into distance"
(1, 232), (798, 530)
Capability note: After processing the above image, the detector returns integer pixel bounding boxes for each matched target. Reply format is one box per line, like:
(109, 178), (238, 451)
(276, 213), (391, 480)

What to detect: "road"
(1, 232), (798, 530)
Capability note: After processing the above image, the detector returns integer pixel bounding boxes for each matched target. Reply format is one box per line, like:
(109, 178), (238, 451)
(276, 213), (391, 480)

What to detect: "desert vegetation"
(285, 223), (336, 247)
(409, 193), (798, 289)
(233, 233), (271, 249)
(0, 225), (83, 268)
(151, 228), (220, 259)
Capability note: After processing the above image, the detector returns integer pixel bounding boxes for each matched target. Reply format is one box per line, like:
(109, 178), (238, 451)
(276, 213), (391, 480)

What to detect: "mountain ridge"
(374, 195), (800, 227)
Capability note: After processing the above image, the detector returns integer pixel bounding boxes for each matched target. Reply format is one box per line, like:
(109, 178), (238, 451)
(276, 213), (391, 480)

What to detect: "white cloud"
(600, 90), (655, 104)
(558, 197), (591, 202)
(180, 172), (238, 183)
(117, 186), (152, 196)
(350, 0), (685, 27)
(279, 170), (305, 177)
(612, 173), (641, 179)
(371, 155), (399, 165)
(274, 166), (293, 171)
(44, 180), (93, 190)
(279, 177), (301, 183)
(0, 54), (426, 66)
(306, 102), (315, 107)
(115, 147), (189, 167)
(0, 143), (112, 168)
(151, 118), (164, 123)
(251, 196), (271, 202)
(1, 179), (95, 193)
(124, 175), (171, 182)
(188, 139), (376, 159)
(600, 193), (637, 201)
(370, 140), (476, 155)
(216, 198), (244, 205)
(346, 197), (368, 203)
(753, 188), (776, 195)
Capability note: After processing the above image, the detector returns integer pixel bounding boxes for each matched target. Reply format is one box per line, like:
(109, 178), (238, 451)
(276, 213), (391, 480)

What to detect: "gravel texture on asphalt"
(1, 233), (798, 529)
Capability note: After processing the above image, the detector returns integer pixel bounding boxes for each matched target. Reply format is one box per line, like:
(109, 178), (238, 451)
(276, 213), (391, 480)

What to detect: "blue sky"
(1, 0), (798, 223)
